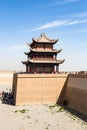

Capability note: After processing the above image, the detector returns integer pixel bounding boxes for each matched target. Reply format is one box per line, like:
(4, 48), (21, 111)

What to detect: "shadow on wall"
(56, 74), (87, 122)
(57, 75), (69, 106)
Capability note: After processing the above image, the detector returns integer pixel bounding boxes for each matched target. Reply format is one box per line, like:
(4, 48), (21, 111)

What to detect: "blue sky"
(0, 0), (87, 71)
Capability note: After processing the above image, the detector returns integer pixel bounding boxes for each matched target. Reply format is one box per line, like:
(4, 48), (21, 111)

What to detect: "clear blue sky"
(0, 0), (87, 71)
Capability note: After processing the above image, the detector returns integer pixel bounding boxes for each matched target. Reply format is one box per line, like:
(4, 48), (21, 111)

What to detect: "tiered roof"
(22, 33), (64, 65)
(24, 48), (62, 55)
(22, 59), (65, 64)
(27, 33), (58, 46)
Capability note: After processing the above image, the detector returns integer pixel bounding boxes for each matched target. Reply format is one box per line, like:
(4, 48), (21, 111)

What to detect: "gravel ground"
(0, 102), (87, 130)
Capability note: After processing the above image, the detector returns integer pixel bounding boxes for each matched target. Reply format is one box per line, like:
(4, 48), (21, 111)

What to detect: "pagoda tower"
(22, 33), (64, 73)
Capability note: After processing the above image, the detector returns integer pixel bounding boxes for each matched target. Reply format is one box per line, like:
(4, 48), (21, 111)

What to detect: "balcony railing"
(29, 57), (56, 61)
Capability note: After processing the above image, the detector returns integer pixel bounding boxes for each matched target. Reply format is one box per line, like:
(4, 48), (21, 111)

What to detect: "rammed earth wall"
(12, 74), (67, 105)
(58, 74), (87, 116)
(12, 74), (87, 115)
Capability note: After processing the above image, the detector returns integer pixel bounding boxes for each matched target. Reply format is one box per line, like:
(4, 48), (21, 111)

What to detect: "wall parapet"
(17, 73), (68, 78)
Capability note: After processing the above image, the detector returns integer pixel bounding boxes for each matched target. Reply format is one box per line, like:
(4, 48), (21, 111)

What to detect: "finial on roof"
(41, 33), (42, 37)
(41, 33), (46, 37)
(43, 33), (45, 36)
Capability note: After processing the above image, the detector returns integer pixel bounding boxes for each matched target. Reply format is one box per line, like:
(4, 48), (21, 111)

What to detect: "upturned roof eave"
(27, 33), (59, 46)
(24, 48), (62, 55)
(30, 48), (62, 53)
(32, 33), (59, 43)
(22, 59), (65, 65)
(22, 61), (28, 64)
(28, 59), (65, 64)
(33, 38), (58, 44)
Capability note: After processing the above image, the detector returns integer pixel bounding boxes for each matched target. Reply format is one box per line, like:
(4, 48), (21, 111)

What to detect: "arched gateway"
(22, 33), (64, 73)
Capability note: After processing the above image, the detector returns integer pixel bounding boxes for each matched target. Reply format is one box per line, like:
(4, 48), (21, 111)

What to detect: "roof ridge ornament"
(32, 33), (58, 43)
(41, 33), (45, 37)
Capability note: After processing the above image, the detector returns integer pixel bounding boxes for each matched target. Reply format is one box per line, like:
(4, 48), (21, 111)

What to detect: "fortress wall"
(12, 74), (67, 105)
(59, 74), (87, 115)
(12, 73), (87, 115)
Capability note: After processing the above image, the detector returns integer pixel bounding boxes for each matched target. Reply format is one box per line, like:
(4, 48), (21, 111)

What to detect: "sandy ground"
(0, 71), (13, 85)
(0, 71), (13, 92)
(0, 72), (87, 130)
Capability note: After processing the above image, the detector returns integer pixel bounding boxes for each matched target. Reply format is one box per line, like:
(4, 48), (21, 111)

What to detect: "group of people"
(1, 91), (14, 105)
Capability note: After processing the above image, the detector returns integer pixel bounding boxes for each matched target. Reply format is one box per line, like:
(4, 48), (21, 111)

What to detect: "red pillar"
(56, 65), (59, 73)
(44, 66), (46, 73)
(36, 44), (37, 50)
(44, 45), (46, 50)
(26, 65), (28, 73)
(33, 55), (35, 61)
(36, 66), (38, 73)
(30, 66), (31, 73)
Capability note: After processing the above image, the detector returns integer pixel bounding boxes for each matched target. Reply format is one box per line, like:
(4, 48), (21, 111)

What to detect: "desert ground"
(0, 71), (87, 130)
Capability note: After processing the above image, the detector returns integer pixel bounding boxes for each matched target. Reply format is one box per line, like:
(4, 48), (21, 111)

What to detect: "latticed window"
(38, 67), (44, 73)
(46, 66), (53, 73)
(46, 44), (51, 50)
